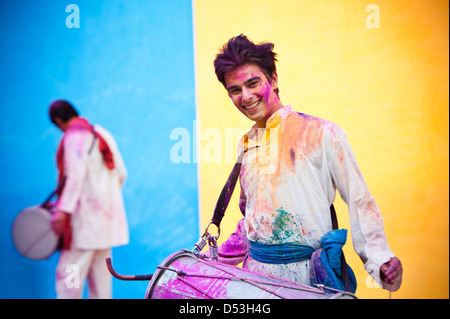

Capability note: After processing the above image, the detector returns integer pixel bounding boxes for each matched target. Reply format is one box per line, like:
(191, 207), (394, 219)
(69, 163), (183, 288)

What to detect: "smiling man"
(212, 34), (402, 294)
(224, 63), (283, 128)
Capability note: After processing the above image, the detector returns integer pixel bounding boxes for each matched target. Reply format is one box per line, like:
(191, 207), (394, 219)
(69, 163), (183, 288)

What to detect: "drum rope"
(158, 265), (286, 299)
(198, 259), (326, 295)
(199, 260), (300, 298)
(157, 261), (327, 299)
(175, 276), (215, 299)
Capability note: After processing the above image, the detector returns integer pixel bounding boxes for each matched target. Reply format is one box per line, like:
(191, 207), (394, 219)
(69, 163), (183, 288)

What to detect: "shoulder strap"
(211, 150), (244, 227)
(41, 177), (66, 208)
(330, 204), (339, 230)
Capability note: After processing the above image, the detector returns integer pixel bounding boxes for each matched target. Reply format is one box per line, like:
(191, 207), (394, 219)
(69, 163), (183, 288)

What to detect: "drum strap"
(41, 177), (66, 209)
(211, 149), (245, 227)
(210, 148), (353, 292)
(330, 205), (352, 292)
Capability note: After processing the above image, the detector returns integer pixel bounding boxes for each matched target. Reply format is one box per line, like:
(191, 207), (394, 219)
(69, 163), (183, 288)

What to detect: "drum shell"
(12, 205), (60, 260)
(145, 250), (356, 299)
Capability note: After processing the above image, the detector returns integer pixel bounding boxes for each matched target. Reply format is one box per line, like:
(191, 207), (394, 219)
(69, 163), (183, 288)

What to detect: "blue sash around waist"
(248, 229), (357, 293)
(248, 241), (317, 264)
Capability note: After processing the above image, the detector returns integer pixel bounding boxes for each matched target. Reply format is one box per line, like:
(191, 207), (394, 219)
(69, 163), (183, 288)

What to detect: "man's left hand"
(380, 257), (403, 291)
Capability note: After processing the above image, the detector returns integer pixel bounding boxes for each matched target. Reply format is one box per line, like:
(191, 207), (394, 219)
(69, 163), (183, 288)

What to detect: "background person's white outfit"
(55, 121), (129, 298)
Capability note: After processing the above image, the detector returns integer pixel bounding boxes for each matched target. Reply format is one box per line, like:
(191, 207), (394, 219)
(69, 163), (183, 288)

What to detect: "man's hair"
(214, 34), (279, 94)
(49, 100), (79, 124)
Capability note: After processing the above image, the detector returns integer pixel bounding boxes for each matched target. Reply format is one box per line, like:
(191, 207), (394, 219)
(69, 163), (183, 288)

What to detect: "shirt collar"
(242, 105), (294, 149)
(249, 105), (294, 132)
(265, 105), (294, 129)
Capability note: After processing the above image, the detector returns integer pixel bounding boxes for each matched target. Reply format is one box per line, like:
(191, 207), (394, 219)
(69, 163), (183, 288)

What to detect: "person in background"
(49, 100), (129, 298)
(212, 34), (402, 293)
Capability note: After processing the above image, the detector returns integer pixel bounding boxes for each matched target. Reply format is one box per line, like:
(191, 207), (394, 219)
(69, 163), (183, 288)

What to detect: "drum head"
(12, 206), (59, 260)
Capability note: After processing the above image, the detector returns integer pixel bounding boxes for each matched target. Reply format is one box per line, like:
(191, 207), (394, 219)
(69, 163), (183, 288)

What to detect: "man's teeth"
(244, 100), (260, 110)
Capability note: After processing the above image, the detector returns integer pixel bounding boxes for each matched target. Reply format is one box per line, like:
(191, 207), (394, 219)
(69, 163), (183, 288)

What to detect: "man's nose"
(242, 87), (253, 103)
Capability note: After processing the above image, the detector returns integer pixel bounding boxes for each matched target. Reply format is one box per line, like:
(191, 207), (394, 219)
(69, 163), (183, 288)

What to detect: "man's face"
(225, 63), (280, 127)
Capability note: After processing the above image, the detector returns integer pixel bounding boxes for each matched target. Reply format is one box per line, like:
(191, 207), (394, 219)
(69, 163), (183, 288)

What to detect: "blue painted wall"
(0, 0), (199, 298)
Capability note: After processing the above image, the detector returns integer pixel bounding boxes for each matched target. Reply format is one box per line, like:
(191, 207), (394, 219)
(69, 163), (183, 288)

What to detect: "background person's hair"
(49, 100), (79, 124)
(214, 34), (279, 95)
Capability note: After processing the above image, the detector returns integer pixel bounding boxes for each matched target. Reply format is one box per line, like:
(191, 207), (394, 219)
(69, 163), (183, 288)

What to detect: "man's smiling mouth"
(243, 100), (261, 110)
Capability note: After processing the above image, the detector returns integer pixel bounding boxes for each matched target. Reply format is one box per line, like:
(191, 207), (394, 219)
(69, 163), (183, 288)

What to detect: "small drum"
(145, 250), (356, 299)
(12, 205), (60, 260)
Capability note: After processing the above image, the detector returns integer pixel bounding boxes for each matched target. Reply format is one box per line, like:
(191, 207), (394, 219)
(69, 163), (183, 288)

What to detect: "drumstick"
(106, 258), (153, 281)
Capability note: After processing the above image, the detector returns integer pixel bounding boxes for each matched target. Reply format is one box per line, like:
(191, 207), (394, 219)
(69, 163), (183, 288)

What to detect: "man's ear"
(53, 117), (66, 131)
(53, 117), (63, 126)
(270, 71), (279, 90)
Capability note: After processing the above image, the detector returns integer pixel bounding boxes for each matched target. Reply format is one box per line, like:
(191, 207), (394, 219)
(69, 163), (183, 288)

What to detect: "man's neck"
(255, 102), (285, 128)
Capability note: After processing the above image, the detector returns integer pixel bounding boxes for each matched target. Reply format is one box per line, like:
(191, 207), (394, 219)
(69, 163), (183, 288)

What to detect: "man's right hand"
(51, 210), (70, 235)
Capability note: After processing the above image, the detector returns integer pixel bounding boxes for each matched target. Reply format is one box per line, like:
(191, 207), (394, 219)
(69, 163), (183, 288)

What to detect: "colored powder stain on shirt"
(271, 207), (298, 242)
(274, 112), (325, 177)
(289, 147), (296, 166)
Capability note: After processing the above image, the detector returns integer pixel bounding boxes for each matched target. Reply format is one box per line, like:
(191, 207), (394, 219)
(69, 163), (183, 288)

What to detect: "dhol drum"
(144, 249), (357, 299)
(12, 205), (60, 260)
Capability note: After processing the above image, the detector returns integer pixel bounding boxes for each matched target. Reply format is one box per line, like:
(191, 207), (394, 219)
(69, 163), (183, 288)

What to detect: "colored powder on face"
(262, 81), (272, 105)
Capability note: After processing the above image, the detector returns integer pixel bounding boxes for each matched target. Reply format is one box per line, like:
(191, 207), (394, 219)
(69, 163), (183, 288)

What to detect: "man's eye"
(248, 81), (259, 87)
(229, 88), (241, 95)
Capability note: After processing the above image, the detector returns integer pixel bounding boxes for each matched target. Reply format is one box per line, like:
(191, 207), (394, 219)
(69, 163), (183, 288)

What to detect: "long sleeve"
(325, 124), (396, 287)
(57, 130), (92, 214)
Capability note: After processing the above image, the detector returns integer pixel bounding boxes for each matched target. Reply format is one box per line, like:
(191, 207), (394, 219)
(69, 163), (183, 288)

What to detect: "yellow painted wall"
(193, 0), (449, 299)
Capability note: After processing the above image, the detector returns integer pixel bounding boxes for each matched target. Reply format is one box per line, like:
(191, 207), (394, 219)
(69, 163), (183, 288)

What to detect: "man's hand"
(380, 257), (403, 291)
(51, 210), (70, 235)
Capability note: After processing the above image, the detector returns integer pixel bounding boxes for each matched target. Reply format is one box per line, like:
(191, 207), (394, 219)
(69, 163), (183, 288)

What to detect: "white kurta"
(237, 105), (395, 287)
(56, 125), (129, 250)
